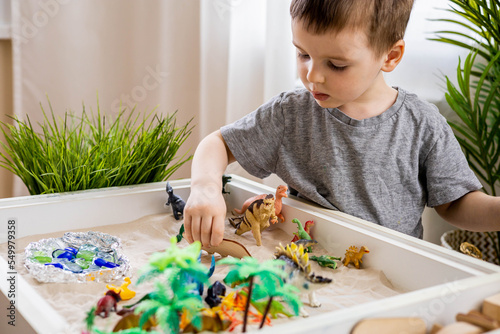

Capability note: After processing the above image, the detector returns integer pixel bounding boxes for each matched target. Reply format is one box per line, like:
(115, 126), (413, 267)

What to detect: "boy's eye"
(328, 62), (347, 71)
(297, 52), (310, 59)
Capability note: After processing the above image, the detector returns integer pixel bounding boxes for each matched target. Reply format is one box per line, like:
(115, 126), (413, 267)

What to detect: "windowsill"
(0, 25), (11, 40)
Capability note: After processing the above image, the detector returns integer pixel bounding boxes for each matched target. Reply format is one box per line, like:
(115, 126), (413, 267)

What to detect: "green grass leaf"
(0, 98), (193, 194)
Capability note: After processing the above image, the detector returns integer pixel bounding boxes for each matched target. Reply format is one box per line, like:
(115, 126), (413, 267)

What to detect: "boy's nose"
(306, 63), (325, 84)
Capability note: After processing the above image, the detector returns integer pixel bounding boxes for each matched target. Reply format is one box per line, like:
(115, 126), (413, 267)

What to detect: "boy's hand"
(183, 183), (226, 247)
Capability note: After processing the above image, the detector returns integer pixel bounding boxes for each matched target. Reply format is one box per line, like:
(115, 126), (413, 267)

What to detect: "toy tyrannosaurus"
(165, 182), (186, 220)
(291, 220), (314, 243)
(233, 195), (278, 246)
(291, 218), (313, 252)
(342, 246), (370, 269)
(234, 185), (288, 223)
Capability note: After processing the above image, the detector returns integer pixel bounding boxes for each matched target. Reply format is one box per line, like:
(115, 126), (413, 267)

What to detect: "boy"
(184, 0), (500, 248)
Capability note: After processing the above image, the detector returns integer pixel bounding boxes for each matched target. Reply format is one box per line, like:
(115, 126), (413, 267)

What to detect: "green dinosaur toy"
(292, 218), (313, 252)
(291, 218), (311, 240)
(310, 255), (341, 269)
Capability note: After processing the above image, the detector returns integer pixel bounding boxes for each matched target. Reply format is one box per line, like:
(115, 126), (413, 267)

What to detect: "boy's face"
(292, 20), (388, 111)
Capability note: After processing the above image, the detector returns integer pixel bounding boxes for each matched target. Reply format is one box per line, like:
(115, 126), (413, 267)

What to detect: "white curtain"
(8, 0), (295, 197)
(5, 0), (472, 200)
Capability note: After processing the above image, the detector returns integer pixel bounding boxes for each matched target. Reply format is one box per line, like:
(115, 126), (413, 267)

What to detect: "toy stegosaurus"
(274, 242), (332, 317)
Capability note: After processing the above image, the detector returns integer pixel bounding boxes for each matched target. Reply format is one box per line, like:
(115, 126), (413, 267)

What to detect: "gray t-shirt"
(220, 88), (482, 238)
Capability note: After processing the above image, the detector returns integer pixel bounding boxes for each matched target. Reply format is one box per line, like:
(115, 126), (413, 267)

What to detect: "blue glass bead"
(56, 251), (75, 260)
(94, 258), (119, 268)
(45, 263), (64, 269)
(65, 247), (78, 255)
(96, 251), (115, 263)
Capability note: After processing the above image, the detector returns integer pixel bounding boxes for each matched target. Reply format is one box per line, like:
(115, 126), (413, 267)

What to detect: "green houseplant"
(0, 99), (193, 195)
(431, 0), (500, 264)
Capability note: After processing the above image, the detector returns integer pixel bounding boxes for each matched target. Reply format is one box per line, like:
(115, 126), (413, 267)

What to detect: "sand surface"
(0, 212), (404, 333)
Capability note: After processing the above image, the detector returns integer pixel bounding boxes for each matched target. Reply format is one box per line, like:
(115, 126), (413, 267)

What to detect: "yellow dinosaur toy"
(231, 195), (278, 246)
(106, 277), (136, 300)
(342, 246), (370, 269)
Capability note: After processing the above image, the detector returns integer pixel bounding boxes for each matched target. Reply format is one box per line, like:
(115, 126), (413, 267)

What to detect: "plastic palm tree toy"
(252, 279), (302, 329)
(219, 257), (286, 333)
(134, 236), (209, 333)
(83, 306), (96, 334)
(134, 279), (204, 333)
(93, 328), (162, 334)
(137, 236), (208, 284)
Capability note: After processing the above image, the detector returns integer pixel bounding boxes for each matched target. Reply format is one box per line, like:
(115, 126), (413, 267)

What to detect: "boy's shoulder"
(274, 88), (318, 106)
(397, 87), (446, 127)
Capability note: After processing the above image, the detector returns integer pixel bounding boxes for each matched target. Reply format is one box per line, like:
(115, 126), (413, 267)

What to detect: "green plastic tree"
(255, 280), (302, 329)
(93, 328), (162, 334)
(137, 236), (208, 284)
(134, 279), (204, 333)
(84, 306), (96, 334)
(219, 257), (287, 333)
(134, 236), (209, 333)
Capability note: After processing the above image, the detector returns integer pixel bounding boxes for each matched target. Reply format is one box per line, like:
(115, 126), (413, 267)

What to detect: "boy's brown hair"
(290, 0), (414, 56)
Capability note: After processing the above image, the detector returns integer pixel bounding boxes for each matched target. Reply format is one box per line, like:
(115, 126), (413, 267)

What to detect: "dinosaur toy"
(310, 254), (341, 269)
(183, 253), (216, 296)
(165, 182), (186, 220)
(291, 220), (314, 243)
(95, 290), (121, 318)
(112, 313), (157, 332)
(181, 309), (232, 333)
(343, 246), (370, 269)
(222, 174), (232, 194)
(274, 242), (332, 317)
(232, 195), (278, 246)
(234, 185), (288, 223)
(291, 218), (313, 252)
(293, 239), (318, 250)
(460, 242), (483, 260)
(205, 280), (227, 308)
(106, 277), (136, 301)
(201, 238), (252, 259)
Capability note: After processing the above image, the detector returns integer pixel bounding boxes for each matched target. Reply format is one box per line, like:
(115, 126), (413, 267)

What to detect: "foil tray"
(24, 231), (131, 283)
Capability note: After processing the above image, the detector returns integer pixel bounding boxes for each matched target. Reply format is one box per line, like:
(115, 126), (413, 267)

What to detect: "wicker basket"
(441, 230), (499, 265)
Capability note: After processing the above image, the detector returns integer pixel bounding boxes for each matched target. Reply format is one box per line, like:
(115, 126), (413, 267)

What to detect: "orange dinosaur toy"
(234, 185), (288, 222)
(342, 246), (370, 269)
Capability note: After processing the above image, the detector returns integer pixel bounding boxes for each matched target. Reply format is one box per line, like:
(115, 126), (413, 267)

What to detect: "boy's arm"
(183, 130), (235, 247)
(434, 191), (500, 231)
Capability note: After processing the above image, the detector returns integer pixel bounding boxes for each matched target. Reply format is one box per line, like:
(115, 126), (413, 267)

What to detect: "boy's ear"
(381, 40), (405, 73)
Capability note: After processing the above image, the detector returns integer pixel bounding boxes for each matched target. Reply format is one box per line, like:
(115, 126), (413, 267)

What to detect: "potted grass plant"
(0, 99), (193, 195)
(430, 0), (500, 264)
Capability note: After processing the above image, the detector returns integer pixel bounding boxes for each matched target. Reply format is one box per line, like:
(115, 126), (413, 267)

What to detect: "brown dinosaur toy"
(95, 290), (121, 318)
(342, 246), (370, 269)
(232, 195), (278, 246)
(234, 185), (288, 223)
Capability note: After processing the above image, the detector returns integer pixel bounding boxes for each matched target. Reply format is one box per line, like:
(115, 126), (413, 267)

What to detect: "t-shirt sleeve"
(220, 94), (286, 179)
(425, 117), (483, 207)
